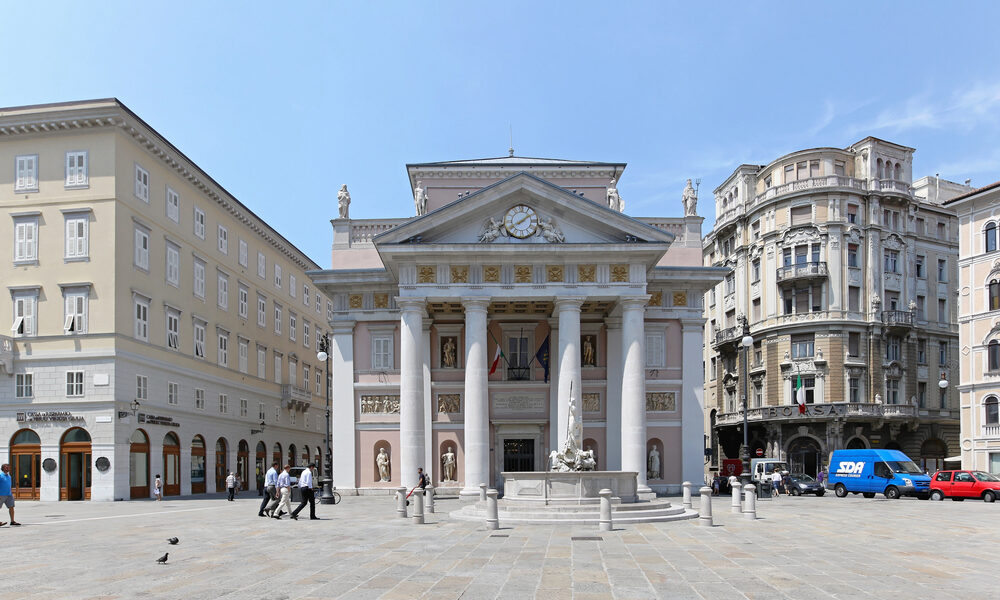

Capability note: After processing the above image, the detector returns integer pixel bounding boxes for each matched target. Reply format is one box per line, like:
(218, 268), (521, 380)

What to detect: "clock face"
(504, 205), (538, 238)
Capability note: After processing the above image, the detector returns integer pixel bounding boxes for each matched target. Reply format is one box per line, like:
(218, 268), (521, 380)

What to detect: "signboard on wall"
(16, 411), (83, 422)
(492, 393), (546, 415)
(722, 459), (743, 476)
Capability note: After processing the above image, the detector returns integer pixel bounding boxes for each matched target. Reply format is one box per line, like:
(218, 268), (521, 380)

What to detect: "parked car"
(828, 449), (931, 499)
(929, 470), (1000, 502)
(789, 473), (825, 496)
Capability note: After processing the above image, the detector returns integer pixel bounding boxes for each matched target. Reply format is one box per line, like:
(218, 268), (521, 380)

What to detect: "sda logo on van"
(838, 461), (865, 475)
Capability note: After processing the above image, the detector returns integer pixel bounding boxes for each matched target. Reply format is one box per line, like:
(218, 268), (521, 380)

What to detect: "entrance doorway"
(129, 429), (149, 499)
(237, 440), (249, 491)
(10, 429), (40, 500)
(61, 427), (91, 501)
(255, 441), (266, 493)
(787, 437), (821, 477)
(503, 439), (535, 472)
(162, 432), (180, 496)
(191, 435), (206, 494)
(215, 438), (228, 492)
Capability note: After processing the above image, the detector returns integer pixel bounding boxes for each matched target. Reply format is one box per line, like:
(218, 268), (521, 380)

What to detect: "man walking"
(259, 462), (278, 517)
(0, 464), (20, 526)
(771, 470), (782, 498)
(269, 464), (293, 519)
(417, 467), (428, 491)
(226, 471), (237, 501)
(291, 463), (317, 520)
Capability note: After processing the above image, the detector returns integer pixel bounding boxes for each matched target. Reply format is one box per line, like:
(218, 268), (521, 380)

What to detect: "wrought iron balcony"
(712, 325), (742, 349)
(281, 385), (312, 410)
(507, 366), (531, 381)
(882, 310), (914, 328)
(776, 261), (827, 283)
(714, 402), (918, 426)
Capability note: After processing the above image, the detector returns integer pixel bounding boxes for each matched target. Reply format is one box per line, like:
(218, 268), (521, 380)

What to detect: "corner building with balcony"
(0, 99), (329, 501)
(310, 157), (722, 496)
(703, 137), (970, 477)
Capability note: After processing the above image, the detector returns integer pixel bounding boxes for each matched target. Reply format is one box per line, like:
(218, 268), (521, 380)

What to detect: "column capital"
(553, 297), (586, 312)
(620, 295), (650, 311)
(330, 319), (356, 335)
(680, 317), (707, 330)
(604, 316), (622, 329)
(461, 297), (490, 311)
(396, 297), (427, 313)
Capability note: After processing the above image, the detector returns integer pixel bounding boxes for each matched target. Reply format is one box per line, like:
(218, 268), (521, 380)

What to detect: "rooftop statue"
(337, 184), (351, 219)
(682, 178), (698, 216)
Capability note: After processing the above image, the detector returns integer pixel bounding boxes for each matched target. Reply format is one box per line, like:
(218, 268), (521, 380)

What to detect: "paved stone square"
(4, 491), (998, 599)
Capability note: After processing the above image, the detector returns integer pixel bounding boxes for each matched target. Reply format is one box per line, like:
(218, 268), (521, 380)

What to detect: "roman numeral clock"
(504, 204), (538, 238)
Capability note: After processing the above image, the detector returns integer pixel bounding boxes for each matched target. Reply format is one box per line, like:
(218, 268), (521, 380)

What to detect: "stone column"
(461, 298), (490, 500)
(422, 318), (434, 480)
(331, 320), (356, 492)
(547, 317), (559, 453)
(556, 297), (585, 450)
(681, 318), (706, 485)
(604, 317), (623, 470)
(398, 299), (426, 490)
(621, 296), (651, 494)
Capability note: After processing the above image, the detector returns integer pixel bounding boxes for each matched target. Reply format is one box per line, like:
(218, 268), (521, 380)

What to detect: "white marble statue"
(376, 447), (390, 482)
(549, 383), (596, 472)
(647, 447), (660, 480)
(441, 446), (456, 482)
(414, 180), (427, 216)
(536, 217), (565, 243)
(607, 178), (624, 212)
(479, 217), (505, 243)
(682, 178), (698, 216)
(337, 184), (351, 219)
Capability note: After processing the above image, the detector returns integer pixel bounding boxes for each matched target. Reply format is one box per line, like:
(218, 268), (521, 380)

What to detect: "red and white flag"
(489, 344), (504, 375)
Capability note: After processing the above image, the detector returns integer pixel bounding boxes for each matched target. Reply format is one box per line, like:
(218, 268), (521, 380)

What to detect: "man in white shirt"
(291, 463), (317, 520)
(259, 462), (278, 517)
(226, 471), (237, 501)
(770, 470), (783, 498)
(270, 465), (293, 519)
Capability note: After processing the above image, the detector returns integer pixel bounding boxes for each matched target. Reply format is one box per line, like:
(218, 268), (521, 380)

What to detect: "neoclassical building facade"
(310, 157), (721, 495)
(703, 137), (970, 477)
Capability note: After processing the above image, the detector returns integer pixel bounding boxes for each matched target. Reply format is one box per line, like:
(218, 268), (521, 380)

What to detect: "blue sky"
(3, 2), (999, 265)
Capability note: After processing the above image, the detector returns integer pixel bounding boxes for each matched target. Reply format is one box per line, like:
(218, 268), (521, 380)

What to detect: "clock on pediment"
(504, 204), (538, 239)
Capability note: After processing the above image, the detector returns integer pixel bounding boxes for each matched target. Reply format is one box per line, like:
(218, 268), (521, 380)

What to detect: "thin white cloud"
(934, 148), (1000, 182)
(806, 100), (836, 137)
(849, 81), (1000, 135)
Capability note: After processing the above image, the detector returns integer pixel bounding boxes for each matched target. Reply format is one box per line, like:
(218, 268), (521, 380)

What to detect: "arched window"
(986, 222), (997, 253)
(986, 396), (999, 425)
(990, 341), (1000, 372)
(894, 163), (902, 181)
(877, 158), (884, 179)
(990, 280), (1000, 311)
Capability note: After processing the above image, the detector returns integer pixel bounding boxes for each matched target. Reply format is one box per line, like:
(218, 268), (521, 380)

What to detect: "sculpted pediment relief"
(779, 225), (823, 247)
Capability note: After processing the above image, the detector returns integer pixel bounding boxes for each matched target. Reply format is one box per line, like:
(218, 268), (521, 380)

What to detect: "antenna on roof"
(508, 124), (514, 157)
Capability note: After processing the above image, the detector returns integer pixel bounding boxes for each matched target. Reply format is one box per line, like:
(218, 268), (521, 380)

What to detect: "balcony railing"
(983, 425), (1000, 438)
(349, 219), (406, 245)
(712, 325), (741, 348)
(882, 310), (914, 327)
(776, 261), (827, 283)
(714, 402), (918, 426)
(506, 366), (531, 381)
(281, 385), (312, 410)
(752, 176), (866, 207)
(876, 179), (911, 195)
(0, 335), (12, 375)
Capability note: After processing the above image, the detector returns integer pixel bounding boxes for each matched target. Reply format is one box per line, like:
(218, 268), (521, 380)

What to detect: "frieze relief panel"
(360, 395), (401, 414)
(418, 265), (436, 284)
(578, 264), (596, 282)
(349, 294), (363, 309)
(582, 393), (601, 412)
(483, 265), (501, 283)
(450, 265), (469, 284)
(546, 265), (564, 283)
(648, 290), (663, 307)
(437, 394), (461, 414)
(672, 291), (687, 307)
(514, 265), (532, 283)
(374, 293), (389, 309)
(610, 264), (629, 282)
(646, 392), (676, 412)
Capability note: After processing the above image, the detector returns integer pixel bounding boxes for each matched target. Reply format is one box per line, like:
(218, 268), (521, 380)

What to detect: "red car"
(929, 470), (1000, 502)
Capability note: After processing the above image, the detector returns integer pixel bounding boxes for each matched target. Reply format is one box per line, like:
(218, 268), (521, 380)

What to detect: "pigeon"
(156, 553), (169, 564)
(167, 537), (179, 545)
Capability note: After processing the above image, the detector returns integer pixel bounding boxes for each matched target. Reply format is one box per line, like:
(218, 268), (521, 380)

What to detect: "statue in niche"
(582, 335), (596, 367)
(441, 446), (456, 482)
(584, 444), (598, 470)
(682, 178), (698, 216)
(479, 217), (505, 243)
(647, 446), (661, 480)
(337, 184), (351, 219)
(607, 178), (624, 212)
(442, 337), (457, 368)
(536, 217), (565, 243)
(414, 180), (427, 216)
(376, 447), (391, 482)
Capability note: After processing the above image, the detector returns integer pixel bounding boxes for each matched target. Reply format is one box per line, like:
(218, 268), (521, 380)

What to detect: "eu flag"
(535, 335), (551, 383)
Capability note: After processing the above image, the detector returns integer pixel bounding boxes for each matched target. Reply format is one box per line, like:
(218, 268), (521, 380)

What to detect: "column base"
(636, 485), (656, 501)
(459, 488), (483, 501)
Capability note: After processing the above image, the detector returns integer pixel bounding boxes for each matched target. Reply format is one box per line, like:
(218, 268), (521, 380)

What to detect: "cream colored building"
(0, 99), (330, 501)
(946, 181), (1000, 472)
(703, 138), (970, 477)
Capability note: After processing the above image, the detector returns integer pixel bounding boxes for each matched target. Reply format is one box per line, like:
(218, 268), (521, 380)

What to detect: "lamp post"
(938, 371), (949, 403)
(738, 315), (754, 485)
(317, 334), (335, 504)
(251, 421), (266, 436)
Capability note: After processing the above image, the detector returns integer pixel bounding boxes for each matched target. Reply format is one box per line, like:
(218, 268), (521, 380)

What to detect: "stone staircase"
(449, 497), (698, 525)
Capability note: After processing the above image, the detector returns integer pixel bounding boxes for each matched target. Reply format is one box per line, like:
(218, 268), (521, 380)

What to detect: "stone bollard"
(731, 481), (743, 513)
(485, 489), (499, 531)
(412, 488), (425, 524)
(479, 483), (488, 501)
(424, 485), (435, 514)
(598, 489), (613, 532)
(698, 487), (713, 527)
(743, 484), (757, 520)
(682, 481), (692, 510)
(396, 486), (407, 518)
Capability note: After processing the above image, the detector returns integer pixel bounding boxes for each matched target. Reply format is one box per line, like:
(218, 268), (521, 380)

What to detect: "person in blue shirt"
(0, 464), (19, 526)
(258, 462), (279, 517)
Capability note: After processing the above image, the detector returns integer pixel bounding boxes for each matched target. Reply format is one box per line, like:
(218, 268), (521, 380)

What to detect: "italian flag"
(489, 344), (504, 375)
(796, 373), (806, 414)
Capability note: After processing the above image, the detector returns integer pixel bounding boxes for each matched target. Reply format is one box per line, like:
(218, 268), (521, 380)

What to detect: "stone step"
(449, 505), (698, 525)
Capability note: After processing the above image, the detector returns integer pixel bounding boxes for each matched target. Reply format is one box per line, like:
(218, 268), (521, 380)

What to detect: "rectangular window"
(290, 275), (297, 298)
(790, 334), (814, 359)
(848, 332), (860, 357)
(303, 285), (309, 307)
(218, 332), (228, 367)
(274, 354), (282, 384)
(883, 249), (899, 274)
(274, 304), (282, 335)
(809, 160), (820, 178)
(15, 155), (38, 191)
(916, 217), (925, 235)
(751, 259), (760, 283)
(168, 382), (178, 405)
(194, 207), (206, 239)
(316, 371), (322, 395)
(66, 371), (84, 397)
(219, 394), (228, 414)
(257, 347), (266, 378)
(849, 378), (860, 403)
(166, 188), (179, 222)
(302, 365), (310, 392)
(134, 297), (149, 341)
(886, 336), (901, 362)
(939, 341), (948, 366)
(847, 244), (858, 268)
(886, 379), (900, 405)
(289, 313), (297, 342)
(63, 291), (87, 334)
(645, 332), (665, 367)
(917, 339), (927, 364)
(724, 273), (735, 295)
(136, 375), (148, 401)
(834, 161), (846, 176)
(65, 215), (88, 259)
(791, 205), (811, 226)
(751, 220), (760, 240)
(303, 321), (310, 348)
(918, 382), (927, 408)
(217, 225), (228, 255)
(14, 218), (38, 262)
(372, 335), (393, 370)
(238, 239), (248, 267)
(165, 244), (180, 286)
(274, 264), (282, 289)
(238, 285), (248, 319)
(194, 259), (206, 299)
(257, 252), (266, 278)
(916, 255), (925, 278)
(916, 296), (925, 320)
(12, 293), (36, 337)
(937, 259), (947, 282)
(259, 401), (266, 421)
(710, 356), (717, 380)
(315, 294), (321, 315)
(240, 398), (248, 418)
(134, 164), (149, 202)
(166, 310), (179, 349)
(257, 294), (266, 327)
(194, 322), (206, 358)
(15, 373), (33, 398)
(217, 273), (229, 310)
(847, 204), (858, 224)
(290, 411), (296, 426)
(939, 298), (947, 323)
(238, 339), (248, 373)
(134, 228), (149, 270)
(796, 161), (807, 181)
(195, 388), (205, 410)
(752, 298), (761, 322)
(938, 222), (946, 240)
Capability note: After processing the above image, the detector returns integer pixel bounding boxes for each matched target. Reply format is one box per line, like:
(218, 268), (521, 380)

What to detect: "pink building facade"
(310, 157), (722, 496)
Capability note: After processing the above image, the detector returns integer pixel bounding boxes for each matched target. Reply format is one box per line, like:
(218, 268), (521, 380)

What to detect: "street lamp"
(251, 421), (266, 435)
(738, 315), (754, 485)
(317, 334), (335, 504)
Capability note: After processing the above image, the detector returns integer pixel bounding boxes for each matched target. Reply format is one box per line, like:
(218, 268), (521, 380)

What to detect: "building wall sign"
(138, 413), (180, 427)
(493, 393), (546, 415)
(16, 411), (84, 422)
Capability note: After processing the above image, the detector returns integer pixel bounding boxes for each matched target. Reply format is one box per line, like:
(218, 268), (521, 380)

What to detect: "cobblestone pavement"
(4, 491), (998, 599)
